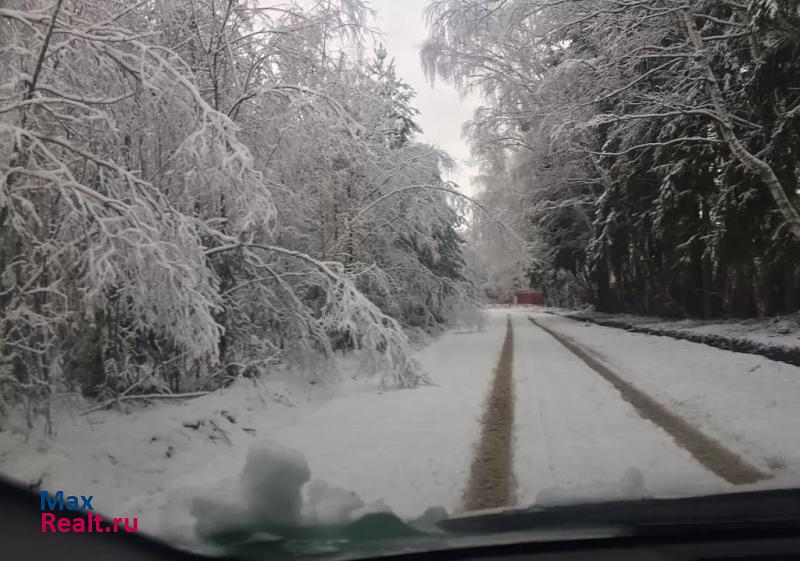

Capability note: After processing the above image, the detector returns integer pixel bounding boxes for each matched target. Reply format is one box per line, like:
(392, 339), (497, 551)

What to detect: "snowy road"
(265, 308), (799, 518)
(512, 312), (725, 505)
(532, 312), (800, 483)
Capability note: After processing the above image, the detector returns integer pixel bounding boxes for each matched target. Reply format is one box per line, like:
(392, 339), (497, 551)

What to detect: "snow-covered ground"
(512, 313), (726, 505)
(532, 312), (800, 483)
(0, 375), (320, 544)
(0, 313), (505, 545)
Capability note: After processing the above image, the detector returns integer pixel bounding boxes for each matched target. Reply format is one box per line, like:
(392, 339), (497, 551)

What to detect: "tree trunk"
(702, 254), (714, 319)
(595, 257), (612, 312)
(786, 266), (798, 314)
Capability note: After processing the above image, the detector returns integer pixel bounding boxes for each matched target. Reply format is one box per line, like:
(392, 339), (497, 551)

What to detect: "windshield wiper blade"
(437, 488), (800, 535)
(214, 489), (800, 560)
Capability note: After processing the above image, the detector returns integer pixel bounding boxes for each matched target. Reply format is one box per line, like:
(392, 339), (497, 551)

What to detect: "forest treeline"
(425, 0), (800, 319)
(0, 0), (479, 425)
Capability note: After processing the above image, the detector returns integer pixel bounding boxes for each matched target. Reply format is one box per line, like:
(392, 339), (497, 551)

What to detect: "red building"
(510, 289), (545, 306)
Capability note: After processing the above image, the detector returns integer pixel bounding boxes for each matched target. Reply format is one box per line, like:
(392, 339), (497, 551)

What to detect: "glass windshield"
(2, 0), (799, 558)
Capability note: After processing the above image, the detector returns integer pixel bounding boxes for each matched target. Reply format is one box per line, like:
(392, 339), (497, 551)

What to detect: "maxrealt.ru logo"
(40, 490), (138, 533)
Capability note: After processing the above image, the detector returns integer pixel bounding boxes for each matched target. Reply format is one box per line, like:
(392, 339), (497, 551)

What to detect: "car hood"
(207, 488), (800, 561)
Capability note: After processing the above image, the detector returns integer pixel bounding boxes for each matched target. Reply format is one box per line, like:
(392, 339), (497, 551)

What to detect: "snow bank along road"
(268, 308), (799, 517)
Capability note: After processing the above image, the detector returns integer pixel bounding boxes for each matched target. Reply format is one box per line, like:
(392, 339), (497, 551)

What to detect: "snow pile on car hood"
(190, 441), (392, 541)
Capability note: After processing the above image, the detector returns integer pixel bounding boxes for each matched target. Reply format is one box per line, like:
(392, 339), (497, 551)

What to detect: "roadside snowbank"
(0, 375), (326, 542)
(562, 310), (800, 366)
(0, 312), (501, 544)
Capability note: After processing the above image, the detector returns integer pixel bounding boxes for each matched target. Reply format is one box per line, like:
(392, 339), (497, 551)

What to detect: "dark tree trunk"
(785, 266), (798, 313)
(595, 257), (612, 312)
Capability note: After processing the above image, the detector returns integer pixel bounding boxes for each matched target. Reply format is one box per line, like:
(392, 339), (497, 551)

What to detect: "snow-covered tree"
(1, 0), (479, 426)
(424, 0), (800, 318)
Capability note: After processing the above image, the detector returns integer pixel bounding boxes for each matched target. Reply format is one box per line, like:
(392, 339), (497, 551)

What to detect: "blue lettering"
(40, 491), (95, 511)
(40, 490), (63, 511)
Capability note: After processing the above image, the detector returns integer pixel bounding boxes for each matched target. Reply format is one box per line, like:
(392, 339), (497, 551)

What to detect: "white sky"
(368, 0), (482, 196)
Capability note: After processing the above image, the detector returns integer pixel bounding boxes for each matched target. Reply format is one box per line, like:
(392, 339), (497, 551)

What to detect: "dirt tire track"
(529, 316), (768, 485)
(463, 315), (516, 511)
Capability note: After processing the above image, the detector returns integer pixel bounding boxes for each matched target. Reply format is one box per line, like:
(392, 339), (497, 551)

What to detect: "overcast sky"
(368, 0), (481, 196)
